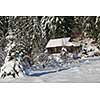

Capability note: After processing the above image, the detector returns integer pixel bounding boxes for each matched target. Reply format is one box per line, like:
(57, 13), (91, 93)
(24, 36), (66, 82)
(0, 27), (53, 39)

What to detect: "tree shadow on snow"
(29, 70), (56, 77)
(29, 67), (70, 77)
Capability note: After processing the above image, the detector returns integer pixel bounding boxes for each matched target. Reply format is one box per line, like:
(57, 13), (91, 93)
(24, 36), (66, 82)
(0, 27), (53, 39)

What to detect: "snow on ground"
(0, 57), (100, 83)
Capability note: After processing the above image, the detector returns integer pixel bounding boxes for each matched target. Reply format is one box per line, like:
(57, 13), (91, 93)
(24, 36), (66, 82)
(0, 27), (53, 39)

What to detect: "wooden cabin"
(46, 37), (81, 54)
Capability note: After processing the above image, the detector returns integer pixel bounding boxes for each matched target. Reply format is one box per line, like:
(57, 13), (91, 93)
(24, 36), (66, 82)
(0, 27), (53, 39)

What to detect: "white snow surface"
(0, 57), (100, 83)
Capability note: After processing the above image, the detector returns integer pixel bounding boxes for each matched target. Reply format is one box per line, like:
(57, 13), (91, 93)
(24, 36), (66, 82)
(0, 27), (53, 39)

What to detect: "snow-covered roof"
(46, 37), (70, 48)
(46, 37), (80, 48)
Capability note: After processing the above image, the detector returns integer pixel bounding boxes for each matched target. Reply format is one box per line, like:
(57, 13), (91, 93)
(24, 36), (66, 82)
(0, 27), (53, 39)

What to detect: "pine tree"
(41, 16), (74, 41)
(0, 16), (9, 67)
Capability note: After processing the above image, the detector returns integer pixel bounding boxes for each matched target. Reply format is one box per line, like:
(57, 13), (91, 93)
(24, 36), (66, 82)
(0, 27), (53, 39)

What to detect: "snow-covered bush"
(0, 59), (24, 79)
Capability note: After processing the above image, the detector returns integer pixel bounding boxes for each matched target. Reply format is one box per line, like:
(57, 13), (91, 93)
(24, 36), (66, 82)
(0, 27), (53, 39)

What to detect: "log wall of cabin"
(47, 46), (81, 54)
(47, 47), (62, 54)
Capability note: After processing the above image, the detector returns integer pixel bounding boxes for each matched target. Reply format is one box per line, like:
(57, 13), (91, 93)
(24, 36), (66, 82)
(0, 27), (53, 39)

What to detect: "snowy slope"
(0, 57), (100, 83)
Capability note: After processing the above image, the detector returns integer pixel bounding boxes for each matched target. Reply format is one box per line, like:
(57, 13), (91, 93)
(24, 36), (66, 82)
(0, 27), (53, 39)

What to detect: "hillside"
(0, 16), (100, 81)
